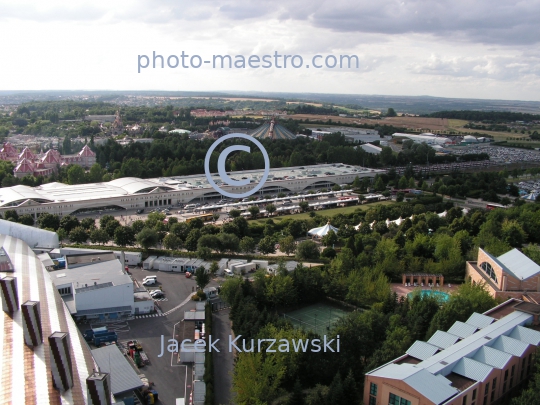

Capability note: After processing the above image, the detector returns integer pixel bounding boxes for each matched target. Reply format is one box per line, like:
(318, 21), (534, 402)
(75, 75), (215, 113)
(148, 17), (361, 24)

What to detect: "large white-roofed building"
(364, 301), (540, 405)
(392, 133), (453, 145)
(0, 164), (385, 218)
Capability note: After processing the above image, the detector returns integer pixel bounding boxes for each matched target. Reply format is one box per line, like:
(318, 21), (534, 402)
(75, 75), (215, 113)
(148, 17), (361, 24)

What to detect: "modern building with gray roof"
(0, 163), (385, 218)
(92, 345), (144, 397)
(364, 302), (540, 405)
(466, 247), (540, 303)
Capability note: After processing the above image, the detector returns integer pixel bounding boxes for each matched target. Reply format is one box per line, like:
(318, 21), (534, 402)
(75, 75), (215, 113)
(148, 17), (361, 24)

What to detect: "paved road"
(213, 308), (234, 405)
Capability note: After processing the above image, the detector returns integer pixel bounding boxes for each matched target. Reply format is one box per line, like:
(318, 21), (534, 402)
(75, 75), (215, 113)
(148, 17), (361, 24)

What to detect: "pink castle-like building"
(0, 143), (96, 178)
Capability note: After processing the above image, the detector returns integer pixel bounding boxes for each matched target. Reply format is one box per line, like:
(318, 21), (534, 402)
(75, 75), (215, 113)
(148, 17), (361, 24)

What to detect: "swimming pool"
(407, 290), (450, 302)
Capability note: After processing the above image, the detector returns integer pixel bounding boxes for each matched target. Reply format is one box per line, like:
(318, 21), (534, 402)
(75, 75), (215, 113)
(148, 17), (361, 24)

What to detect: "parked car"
(224, 269), (234, 277)
(142, 279), (156, 286)
(185, 272), (192, 278)
(151, 291), (165, 299)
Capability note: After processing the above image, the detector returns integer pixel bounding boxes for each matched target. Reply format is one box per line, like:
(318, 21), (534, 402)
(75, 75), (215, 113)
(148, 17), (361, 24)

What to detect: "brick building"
(466, 248), (540, 302)
(364, 300), (540, 405)
(1, 143), (97, 178)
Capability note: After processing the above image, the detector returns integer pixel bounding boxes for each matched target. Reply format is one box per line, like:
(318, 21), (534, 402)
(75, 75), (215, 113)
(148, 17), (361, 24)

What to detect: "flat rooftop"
(49, 258), (131, 289)
(0, 163), (384, 206)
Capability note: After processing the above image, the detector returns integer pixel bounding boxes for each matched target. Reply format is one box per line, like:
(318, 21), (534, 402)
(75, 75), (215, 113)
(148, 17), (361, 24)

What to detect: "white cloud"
(0, 0), (539, 100)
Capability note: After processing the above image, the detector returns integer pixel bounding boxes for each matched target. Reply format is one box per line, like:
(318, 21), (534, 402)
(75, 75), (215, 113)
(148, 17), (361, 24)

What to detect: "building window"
(389, 393), (411, 405)
(463, 395), (467, 405)
(473, 389), (477, 400)
(492, 378), (496, 390)
(510, 364), (515, 387)
(484, 383), (489, 396)
(369, 396), (376, 405)
(370, 383), (377, 396)
(479, 262), (498, 283)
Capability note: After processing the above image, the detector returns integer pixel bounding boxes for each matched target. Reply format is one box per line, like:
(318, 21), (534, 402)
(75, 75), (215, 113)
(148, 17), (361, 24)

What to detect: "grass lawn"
(250, 201), (393, 224)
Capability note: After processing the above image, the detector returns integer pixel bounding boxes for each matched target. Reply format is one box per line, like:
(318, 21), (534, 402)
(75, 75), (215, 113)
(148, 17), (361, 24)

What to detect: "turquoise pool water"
(407, 290), (450, 302)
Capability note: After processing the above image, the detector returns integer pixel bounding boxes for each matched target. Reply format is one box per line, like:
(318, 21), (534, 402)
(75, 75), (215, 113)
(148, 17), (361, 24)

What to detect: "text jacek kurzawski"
(158, 334), (340, 356)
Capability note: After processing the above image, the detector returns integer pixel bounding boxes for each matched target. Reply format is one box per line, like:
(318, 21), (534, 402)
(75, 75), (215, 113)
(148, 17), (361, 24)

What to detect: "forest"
(428, 110), (540, 123)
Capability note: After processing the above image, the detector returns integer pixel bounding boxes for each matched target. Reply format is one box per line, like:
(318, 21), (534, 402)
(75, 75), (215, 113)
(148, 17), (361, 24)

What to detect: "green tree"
(427, 282), (497, 338)
(18, 214), (34, 226)
(218, 233), (240, 253)
(299, 201), (309, 212)
(163, 233), (182, 250)
(104, 218), (121, 238)
(232, 352), (285, 405)
(69, 226), (88, 244)
(321, 230), (338, 247)
(287, 379), (304, 405)
(194, 266), (210, 290)
(501, 219), (527, 247)
(258, 236), (276, 254)
(89, 228), (110, 245)
(398, 175), (408, 189)
(67, 165), (86, 185)
(114, 226), (135, 247)
(373, 176), (385, 191)
(59, 215), (80, 233)
(80, 217), (96, 230)
(248, 206), (260, 219)
(197, 246), (212, 260)
(88, 163), (105, 182)
(185, 229), (201, 251)
(386, 107), (397, 117)
(239, 236), (256, 254)
(209, 261), (219, 276)
(37, 213), (60, 230)
(229, 209), (241, 218)
(266, 204), (276, 216)
(279, 235), (296, 256)
(136, 227), (159, 249)
(296, 240), (320, 260)
(266, 274), (297, 307)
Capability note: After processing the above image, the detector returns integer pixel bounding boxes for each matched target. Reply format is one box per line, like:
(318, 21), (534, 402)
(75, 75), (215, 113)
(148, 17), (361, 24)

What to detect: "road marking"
(163, 292), (196, 316)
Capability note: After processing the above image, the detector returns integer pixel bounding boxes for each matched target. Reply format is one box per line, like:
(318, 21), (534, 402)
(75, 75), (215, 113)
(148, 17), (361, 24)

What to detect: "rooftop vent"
(440, 361), (448, 365)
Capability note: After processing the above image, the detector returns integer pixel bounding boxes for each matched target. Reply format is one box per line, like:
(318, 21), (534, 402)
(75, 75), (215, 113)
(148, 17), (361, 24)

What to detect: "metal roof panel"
(509, 325), (540, 346)
(466, 313), (495, 329)
(428, 331), (460, 349)
(406, 341), (440, 360)
(452, 357), (493, 382)
(448, 321), (478, 338)
(472, 346), (512, 369)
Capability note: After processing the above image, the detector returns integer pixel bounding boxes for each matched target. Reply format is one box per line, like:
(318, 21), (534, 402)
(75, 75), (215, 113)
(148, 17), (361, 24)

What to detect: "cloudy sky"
(1, 0), (540, 100)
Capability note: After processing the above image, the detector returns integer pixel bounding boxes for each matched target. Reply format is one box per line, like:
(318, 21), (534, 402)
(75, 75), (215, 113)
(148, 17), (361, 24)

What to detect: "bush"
(191, 290), (207, 301)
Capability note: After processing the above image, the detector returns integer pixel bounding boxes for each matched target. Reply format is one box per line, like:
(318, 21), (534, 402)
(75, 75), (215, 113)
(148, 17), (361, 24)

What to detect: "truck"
(94, 332), (118, 346)
(83, 326), (108, 342)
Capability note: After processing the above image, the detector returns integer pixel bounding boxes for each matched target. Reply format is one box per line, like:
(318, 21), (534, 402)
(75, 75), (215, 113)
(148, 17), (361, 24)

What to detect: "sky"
(1, 0), (540, 101)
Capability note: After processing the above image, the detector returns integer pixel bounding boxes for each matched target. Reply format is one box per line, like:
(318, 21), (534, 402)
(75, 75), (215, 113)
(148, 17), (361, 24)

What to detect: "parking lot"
(80, 267), (224, 404)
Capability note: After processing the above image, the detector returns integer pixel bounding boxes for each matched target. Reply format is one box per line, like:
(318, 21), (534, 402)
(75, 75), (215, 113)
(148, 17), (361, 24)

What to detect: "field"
(292, 114), (540, 143)
(291, 114), (450, 131)
(283, 302), (347, 336)
(250, 201), (393, 224)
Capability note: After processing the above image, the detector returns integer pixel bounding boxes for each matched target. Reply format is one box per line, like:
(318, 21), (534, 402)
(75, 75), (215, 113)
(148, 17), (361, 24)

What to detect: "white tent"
(522, 192), (539, 201)
(308, 222), (339, 237)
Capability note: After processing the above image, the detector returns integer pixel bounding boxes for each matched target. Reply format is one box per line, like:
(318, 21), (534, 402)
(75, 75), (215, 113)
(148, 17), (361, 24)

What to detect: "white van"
(224, 269), (234, 277)
(142, 278), (157, 286)
(143, 275), (157, 283)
